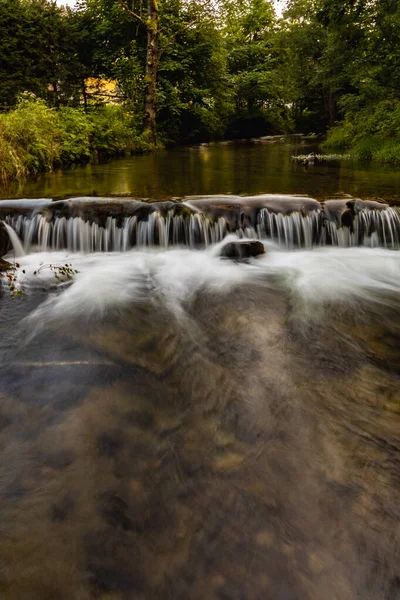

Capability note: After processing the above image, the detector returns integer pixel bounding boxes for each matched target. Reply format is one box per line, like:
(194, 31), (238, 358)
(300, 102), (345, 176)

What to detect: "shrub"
(90, 105), (134, 156)
(57, 108), (92, 164)
(321, 123), (353, 151)
(0, 96), (60, 179)
(323, 99), (400, 164)
(353, 136), (383, 162)
(0, 97), (153, 182)
(374, 141), (400, 165)
(0, 136), (28, 181)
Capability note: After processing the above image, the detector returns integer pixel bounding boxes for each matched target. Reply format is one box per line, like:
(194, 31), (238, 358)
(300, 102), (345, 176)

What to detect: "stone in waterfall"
(219, 240), (265, 261)
(0, 222), (11, 258)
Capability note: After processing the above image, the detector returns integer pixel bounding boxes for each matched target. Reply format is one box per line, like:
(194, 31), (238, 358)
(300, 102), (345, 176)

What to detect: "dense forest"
(0, 0), (399, 180)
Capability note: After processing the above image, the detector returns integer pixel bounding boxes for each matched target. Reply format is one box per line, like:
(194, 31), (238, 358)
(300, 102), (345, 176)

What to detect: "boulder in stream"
(220, 240), (265, 261)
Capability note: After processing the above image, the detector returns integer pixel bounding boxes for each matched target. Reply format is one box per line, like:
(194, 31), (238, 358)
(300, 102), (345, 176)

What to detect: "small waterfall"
(3, 203), (400, 253)
(257, 209), (322, 248)
(5, 212), (230, 252)
(3, 222), (25, 257)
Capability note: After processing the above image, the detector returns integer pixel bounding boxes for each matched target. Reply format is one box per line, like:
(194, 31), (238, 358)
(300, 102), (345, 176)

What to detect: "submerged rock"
(219, 240), (265, 261)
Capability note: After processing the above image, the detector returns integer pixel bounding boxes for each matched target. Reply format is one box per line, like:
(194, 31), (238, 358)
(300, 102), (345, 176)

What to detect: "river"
(2, 136), (400, 202)
(1, 138), (400, 600)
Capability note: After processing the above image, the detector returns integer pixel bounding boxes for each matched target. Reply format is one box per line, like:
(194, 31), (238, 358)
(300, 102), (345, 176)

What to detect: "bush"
(0, 97), (153, 182)
(353, 136), (383, 162)
(374, 141), (400, 165)
(321, 123), (353, 151)
(323, 99), (400, 164)
(0, 96), (60, 179)
(90, 105), (134, 156)
(58, 108), (92, 164)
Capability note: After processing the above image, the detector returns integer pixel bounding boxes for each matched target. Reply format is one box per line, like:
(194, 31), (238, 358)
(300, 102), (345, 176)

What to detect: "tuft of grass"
(374, 141), (400, 165)
(352, 136), (383, 162)
(323, 99), (400, 164)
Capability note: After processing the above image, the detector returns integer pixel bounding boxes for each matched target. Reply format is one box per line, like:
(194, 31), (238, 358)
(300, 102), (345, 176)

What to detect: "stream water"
(2, 136), (400, 202)
(1, 139), (400, 600)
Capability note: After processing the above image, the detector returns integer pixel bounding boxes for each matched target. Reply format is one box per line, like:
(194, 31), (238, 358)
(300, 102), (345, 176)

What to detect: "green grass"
(322, 99), (400, 164)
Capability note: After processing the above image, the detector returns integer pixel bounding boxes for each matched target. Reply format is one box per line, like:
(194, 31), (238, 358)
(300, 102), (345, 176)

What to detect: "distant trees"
(222, 0), (293, 137)
(0, 0), (92, 108)
(1, 0), (400, 150)
(82, 0), (230, 144)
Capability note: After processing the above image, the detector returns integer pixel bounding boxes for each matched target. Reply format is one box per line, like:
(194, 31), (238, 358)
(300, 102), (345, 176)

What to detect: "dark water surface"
(2, 136), (400, 201)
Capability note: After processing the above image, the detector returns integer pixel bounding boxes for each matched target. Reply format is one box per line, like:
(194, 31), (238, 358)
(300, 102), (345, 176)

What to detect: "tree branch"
(116, 0), (146, 26)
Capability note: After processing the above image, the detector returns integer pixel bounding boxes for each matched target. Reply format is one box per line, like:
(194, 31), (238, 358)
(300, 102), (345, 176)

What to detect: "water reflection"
(2, 137), (400, 201)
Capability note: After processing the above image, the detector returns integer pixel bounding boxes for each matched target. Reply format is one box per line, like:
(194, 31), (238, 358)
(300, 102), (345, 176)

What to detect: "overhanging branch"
(116, 0), (146, 25)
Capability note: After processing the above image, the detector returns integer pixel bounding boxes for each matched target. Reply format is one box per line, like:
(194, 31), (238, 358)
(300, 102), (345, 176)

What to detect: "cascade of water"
(2, 223), (25, 257)
(257, 209), (322, 248)
(3, 205), (400, 253)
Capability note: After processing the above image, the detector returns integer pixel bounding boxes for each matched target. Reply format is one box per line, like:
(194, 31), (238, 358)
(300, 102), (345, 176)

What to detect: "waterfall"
(3, 222), (25, 257)
(5, 213), (230, 253)
(2, 202), (400, 253)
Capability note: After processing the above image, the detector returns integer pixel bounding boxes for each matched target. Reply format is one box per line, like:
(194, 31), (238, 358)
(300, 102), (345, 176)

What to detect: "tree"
(0, 0), (96, 109)
(83, 0), (222, 144)
(115, 0), (159, 143)
(221, 0), (294, 136)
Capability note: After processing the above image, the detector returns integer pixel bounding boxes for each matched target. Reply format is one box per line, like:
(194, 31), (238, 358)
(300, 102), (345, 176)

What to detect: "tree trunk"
(144, 0), (159, 145)
(82, 80), (88, 113)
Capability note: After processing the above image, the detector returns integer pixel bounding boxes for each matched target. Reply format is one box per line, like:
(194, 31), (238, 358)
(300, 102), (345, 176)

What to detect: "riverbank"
(0, 97), (155, 183)
(322, 100), (400, 164)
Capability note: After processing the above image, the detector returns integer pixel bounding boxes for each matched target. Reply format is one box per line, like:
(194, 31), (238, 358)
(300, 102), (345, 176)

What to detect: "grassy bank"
(0, 97), (154, 183)
(322, 100), (400, 164)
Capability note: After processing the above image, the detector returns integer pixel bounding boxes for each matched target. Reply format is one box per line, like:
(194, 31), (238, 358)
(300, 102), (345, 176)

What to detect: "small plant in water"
(34, 263), (79, 282)
(1, 262), (79, 299)
(4, 264), (23, 299)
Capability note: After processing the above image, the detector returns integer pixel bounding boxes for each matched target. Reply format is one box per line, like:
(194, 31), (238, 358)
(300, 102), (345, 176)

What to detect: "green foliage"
(374, 142), (400, 165)
(0, 97), (152, 182)
(0, 96), (61, 180)
(57, 108), (92, 164)
(222, 0), (293, 136)
(157, 15), (232, 143)
(353, 137), (383, 162)
(1, 0), (400, 164)
(321, 123), (354, 151)
(90, 106), (136, 155)
(323, 100), (400, 163)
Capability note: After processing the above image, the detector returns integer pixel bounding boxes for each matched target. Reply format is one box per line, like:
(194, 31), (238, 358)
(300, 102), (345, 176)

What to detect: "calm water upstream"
(1, 138), (400, 600)
(2, 136), (400, 201)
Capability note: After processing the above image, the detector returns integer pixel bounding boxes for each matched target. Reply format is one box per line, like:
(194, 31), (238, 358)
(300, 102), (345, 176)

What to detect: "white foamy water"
(5, 238), (400, 327)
